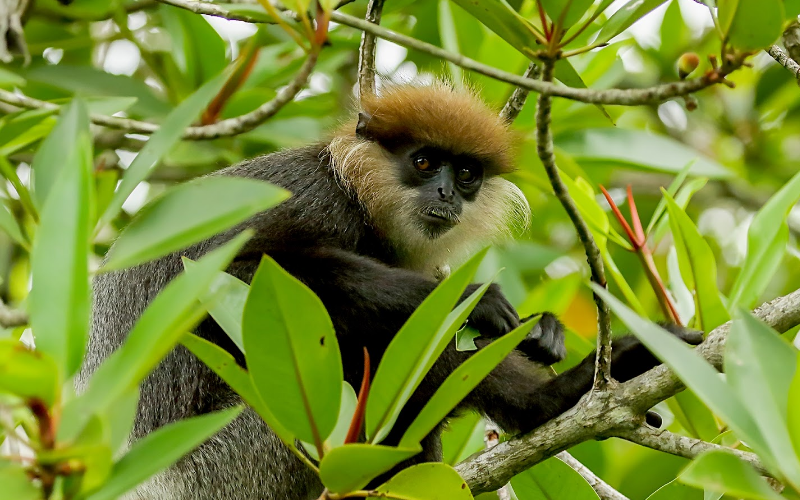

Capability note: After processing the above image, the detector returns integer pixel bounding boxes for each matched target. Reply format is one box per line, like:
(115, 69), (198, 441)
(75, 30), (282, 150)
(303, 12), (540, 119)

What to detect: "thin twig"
(0, 299), (27, 328)
(484, 420), (512, 500)
(153, 0), (743, 106)
(766, 45), (800, 80)
(0, 50), (319, 140)
(615, 426), (768, 475)
(357, 0), (385, 97)
(499, 62), (541, 124)
(556, 452), (630, 500)
(535, 58), (612, 389)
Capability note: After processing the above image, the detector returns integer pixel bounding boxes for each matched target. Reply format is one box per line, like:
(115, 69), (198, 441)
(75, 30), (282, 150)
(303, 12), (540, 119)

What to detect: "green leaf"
(103, 176), (289, 271)
(438, 0), (464, 83)
(29, 99), (93, 378)
(554, 60), (614, 124)
(720, 0), (784, 51)
(318, 443), (420, 494)
(0, 339), (59, 406)
(725, 311), (800, 487)
(180, 333), (295, 447)
(107, 388), (140, 456)
(243, 255), (342, 448)
(679, 450), (783, 500)
(646, 478), (703, 500)
(728, 169), (800, 309)
(98, 71), (229, 229)
(557, 128), (732, 179)
(667, 391), (719, 441)
(456, 326), (481, 351)
(60, 233), (249, 441)
(595, 0), (670, 45)
(366, 249), (488, 443)
(325, 382), (358, 451)
(441, 412), (485, 466)
(0, 201), (27, 248)
(400, 317), (539, 447)
(85, 407), (242, 500)
(540, 0), (594, 29)
(0, 462), (40, 500)
(159, 5), (227, 90)
(0, 108), (56, 157)
(451, 0), (542, 58)
(790, 352), (800, 461)
(185, 264), (250, 353)
(590, 284), (770, 465)
(369, 463), (473, 499)
(511, 456), (601, 499)
(664, 191), (729, 331)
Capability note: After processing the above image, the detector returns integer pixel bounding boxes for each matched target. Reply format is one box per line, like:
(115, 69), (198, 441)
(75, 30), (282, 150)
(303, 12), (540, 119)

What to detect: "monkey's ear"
(355, 112), (375, 140)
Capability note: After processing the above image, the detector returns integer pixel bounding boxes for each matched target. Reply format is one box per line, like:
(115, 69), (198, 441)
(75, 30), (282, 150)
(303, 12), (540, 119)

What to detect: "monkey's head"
(328, 82), (530, 275)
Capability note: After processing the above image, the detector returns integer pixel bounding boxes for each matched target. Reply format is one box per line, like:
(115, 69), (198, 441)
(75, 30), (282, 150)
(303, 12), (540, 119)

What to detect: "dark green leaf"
(721, 0), (784, 51)
(318, 443), (420, 494)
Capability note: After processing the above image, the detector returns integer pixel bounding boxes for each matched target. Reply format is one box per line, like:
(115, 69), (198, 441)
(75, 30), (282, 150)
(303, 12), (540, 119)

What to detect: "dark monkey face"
(391, 144), (484, 238)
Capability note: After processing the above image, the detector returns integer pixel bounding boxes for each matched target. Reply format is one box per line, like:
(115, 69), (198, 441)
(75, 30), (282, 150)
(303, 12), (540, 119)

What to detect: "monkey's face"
(392, 145), (484, 239)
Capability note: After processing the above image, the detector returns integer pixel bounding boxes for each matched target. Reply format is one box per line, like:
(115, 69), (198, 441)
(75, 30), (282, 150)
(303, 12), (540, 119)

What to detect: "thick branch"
(614, 426), (767, 475)
(357, 0), (384, 97)
(766, 45), (800, 81)
(500, 63), (541, 124)
(0, 49), (319, 140)
(457, 287), (800, 494)
(556, 452), (630, 500)
(536, 59), (612, 389)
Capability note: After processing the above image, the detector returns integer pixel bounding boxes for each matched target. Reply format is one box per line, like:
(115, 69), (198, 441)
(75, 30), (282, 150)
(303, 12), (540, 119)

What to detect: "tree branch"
(457, 287), (800, 494)
(536, 58), (613, 389)
(0, 299), (27, 329)
(357, 0), (384, 97)
(556, 452), (630, 500)
(499, 62), (541, 124)
(766, 45), (800, 81)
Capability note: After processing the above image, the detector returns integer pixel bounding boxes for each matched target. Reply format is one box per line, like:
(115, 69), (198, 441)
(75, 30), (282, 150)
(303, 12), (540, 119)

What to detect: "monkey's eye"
(457, 168), (476, 183)
(414, 156), (431, 171)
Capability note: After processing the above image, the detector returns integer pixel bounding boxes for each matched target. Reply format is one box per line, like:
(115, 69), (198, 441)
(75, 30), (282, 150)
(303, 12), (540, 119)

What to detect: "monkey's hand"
(516, 312), (566, 365)
(464, 283), (520, 337)
(609, 324), (704, 383)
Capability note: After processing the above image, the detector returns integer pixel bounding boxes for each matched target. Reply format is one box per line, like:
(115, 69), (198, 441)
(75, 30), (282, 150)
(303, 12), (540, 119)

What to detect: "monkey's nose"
(438, 187), (455, 201)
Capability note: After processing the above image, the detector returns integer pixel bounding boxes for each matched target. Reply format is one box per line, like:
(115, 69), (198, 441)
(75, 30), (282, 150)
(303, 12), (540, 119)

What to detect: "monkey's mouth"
(420, 206), (460, 226)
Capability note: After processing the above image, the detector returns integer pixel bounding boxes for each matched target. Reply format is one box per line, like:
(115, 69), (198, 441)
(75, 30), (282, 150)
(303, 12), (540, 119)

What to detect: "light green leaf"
(664, 191), (729, 331)
(85, 406), (242, 500)
(456, 326), (481, 351)
(595, 0), (670, 45)
(318, 443), (420, 494)
(790, 352), (800, 461)
(366, 249), (488, 444)
(0, 462), (40, 500)
(590, 284), (770, 464)
(369, 463), (473, 499)
(646, 478), (703, 500)
(185, 264), (250, 353)
(438, 0), (463, 83)
(107, 388), (140, 457)
(511, 456), (601, 499)
(0, 339), (59, 406)
(325, 382), (358, 451)
(29, 99), (93, 378)
(720, 0), (784, 51)
(667, 390), (719, 442)
(728, 169), (800, 309)
(400, 317), (539, 447)
(725, 311), (800, 487)
(243, 255), (342, 447)
(441, 412), (485, 466)
(104, 176), (289, 271)
(451, 0), (542, 57)
(540, 0), (594, 29)
(60, 233), (249, 441)
(0, 201), (26, 248)
(180, 333), (295, 446)
(557, 128), (732, 178)
(98, 71), (228, 229)
(679, 450), (783, 500)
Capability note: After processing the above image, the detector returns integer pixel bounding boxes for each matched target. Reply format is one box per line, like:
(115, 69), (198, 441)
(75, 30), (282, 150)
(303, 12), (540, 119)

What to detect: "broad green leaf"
(85, 406), (242, 500)
(160, 5), (227, 92)
(679, 450), (783, 500)
(728, 169), (800, 309)
(0, 108), (56, 157)
(325, 382), (358, 451)
(400, 317), (539, 447)
(451, 0), (542, 58)
(369, 463), (473, 499)
(511, 456), (601, 499)
(540, 0), (594, 29)
(441, 412), (485, 466)
(243, 255), (342, 447)
(0, 339), (59, 406)
(646, 478), (703, 500)
(0, 201), (26, 248)
(366, 249), (488, 443)
(720, 0), (784, 51)
(185, 264), (250, 353)
(103, 176), (289, 271)
(787, 0), (800, 17)
(595, 0), (670, 45)
(98, 71), (228, 229)
(725, 312), (800, 487)
(29, 99), (93, 378)
(456, 326), (481, 351)
(667, 391), (719, 441)
(60, 233), (249, 441)
(554, 60), (613, 124)
(650, 177), (708, 246)
(590, 285), (770, 465)
(0, 462), (40, 500)
(107, 388), (140, 456)
(318, 443), (420, 494)
(664, 191), (729, 331)
(557, 128), (732, 178)
(180, 333), (294, 446)
(790, 353), (800, 460)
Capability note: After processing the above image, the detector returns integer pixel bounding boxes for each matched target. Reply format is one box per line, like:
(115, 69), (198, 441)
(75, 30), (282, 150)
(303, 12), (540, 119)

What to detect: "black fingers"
(610, 325), (704, 383)
(465, 283), (520, 337)
(517, 312), (567, 365)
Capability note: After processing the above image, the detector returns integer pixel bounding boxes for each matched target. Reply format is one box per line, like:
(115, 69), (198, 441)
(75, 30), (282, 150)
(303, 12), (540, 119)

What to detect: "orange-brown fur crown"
(356, 82), (516, 174)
